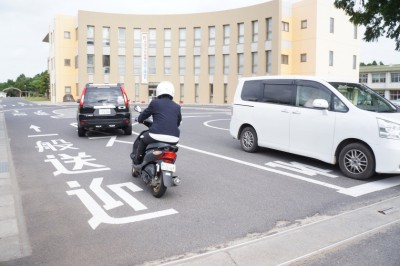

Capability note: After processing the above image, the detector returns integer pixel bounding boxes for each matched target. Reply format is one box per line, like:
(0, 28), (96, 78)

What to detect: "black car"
(77, 83), (132, 137)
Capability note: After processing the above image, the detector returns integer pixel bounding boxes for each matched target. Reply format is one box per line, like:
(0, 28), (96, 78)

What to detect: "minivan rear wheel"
(338, 143), (375, 180)
(124, 124), (132, 135)
(240, 127), (258, 153)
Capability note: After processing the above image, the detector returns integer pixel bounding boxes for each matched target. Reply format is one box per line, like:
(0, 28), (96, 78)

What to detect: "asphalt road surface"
(1, 97), (400, 265)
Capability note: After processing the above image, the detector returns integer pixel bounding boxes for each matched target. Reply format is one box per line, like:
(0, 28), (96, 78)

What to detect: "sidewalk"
(0, 111), (31, 261)
(147, 196), (400, 266)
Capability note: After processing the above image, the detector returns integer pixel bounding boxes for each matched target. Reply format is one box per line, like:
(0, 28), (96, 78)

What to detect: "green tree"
(334, 0), (400, 50)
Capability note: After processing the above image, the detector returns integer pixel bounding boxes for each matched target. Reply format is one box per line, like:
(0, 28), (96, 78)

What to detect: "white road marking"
(178, 144), (344, 191)
(28, 134), (59, 138)
(203, 119), (230, 131)
(338, 176), (400, 197)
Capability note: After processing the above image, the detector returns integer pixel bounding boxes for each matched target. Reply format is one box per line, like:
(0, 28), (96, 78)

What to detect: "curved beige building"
(43, 0), (359, 104)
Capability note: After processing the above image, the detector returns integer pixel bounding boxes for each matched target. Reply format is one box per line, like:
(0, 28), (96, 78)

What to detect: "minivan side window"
(262, 84), (295, 105)
(296, 81), (348, 112)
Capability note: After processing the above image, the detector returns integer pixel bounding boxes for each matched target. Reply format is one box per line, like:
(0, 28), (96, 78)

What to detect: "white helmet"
(156, 81), (175, 98)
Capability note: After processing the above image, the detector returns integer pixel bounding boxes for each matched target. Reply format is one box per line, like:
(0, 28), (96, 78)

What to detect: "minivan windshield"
(329, 82), (397, 113)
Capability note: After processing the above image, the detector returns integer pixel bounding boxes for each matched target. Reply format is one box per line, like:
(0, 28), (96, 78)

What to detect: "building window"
(149, 28), (156, 48)
(209, 55), (215, 75)
(75, 55), (78, 68)
(64, 31), (71, 39)
(223, 25), (230, 45)
(301, 20), (307, 29)
(330, 17), (335, 33)
(301, 53), (307, 62)
(118, 28), (126, 48)
(195, 84), (199, 103)
(102, 55), (110, 74)
(133, 28), (141, 48)
(282, 22), (289, 32)
(133, 56), (140, 75)
(372, 73), (386, 83)
(237, 53), (244, 74)
(359, 73), (368, 83)
(103, 27), (110, 47)
(179, 56), (186, 75)
(266, 50), (272, 73)
(180, 84), (184, 102)
(87, 55), (94, 74)
(281, 54), (289, 65)
(329, 51), (334, 66)
(224, 83), (228, 103)
(252, 52), (258, 74)
(390, 90), (400, 100)
(353, 55), (357, 70)
(118, 55), (125, 75)
(238, 23), (244, 44)
(164, 28), (171, 48)
(64, 59), (71, 66)
(252, 20), (258, 43)
(87, 26), (94, 45)
(223, 54), (229, 75)
(209, 26), (215, 47)
(266, 18), (272, 41)
(391, 73), (400, 83)
(164, 56), (171, 74)
(194, 27), (201, 47)
(65, 86), (71, 93)
(354, 25), (358, 39)
(194, 55), (200, 75)
(179, 28), (186, 47)
(148, 56), (156, 74)
(209, 84), (214, 103)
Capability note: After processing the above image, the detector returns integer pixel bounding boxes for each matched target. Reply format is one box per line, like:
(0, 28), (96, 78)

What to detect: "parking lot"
(1, 98), (400, 265)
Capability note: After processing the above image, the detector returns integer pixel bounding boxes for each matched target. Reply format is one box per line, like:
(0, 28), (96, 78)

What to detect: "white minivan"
(230, 76), (400, 180)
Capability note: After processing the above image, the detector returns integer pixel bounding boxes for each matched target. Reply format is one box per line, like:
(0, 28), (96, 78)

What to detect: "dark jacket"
(138, 97), (182, 137)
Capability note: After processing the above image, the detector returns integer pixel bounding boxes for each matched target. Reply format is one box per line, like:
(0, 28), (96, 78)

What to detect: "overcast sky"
(0, 0), (398, 83)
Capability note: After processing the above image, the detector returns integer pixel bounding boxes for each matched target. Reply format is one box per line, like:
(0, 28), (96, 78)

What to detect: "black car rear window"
(85, 87), (124, 105)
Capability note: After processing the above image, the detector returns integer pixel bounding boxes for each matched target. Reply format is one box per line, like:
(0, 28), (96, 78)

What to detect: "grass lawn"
(25, 97), (49, 101)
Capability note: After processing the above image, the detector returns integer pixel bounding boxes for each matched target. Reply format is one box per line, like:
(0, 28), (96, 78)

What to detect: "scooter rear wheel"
(151, 171), (167, 198)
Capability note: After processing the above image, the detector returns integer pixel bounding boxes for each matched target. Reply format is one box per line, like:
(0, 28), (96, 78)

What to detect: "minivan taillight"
(79, 87), (87, 107)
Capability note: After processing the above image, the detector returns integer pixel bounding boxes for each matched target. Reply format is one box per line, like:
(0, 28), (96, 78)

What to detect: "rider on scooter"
(131, 81), (182, 165)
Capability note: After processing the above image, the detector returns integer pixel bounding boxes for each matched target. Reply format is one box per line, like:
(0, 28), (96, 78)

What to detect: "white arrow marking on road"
(29, 125), (41, 132)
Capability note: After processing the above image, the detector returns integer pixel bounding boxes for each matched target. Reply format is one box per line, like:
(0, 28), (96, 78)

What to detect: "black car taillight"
(79, 87), (87, 107)
(120, 87), (129, 106)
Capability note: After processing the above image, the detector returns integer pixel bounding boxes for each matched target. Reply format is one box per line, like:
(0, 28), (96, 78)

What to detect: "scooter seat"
(146, 142), (178, 152)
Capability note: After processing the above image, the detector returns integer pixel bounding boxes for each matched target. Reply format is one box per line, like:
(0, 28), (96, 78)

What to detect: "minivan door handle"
(292, 110), (301, 114)
(281, 109), (290, 113)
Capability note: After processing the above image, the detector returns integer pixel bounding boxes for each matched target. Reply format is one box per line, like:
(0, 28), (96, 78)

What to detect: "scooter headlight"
(377, 118), (400, 139)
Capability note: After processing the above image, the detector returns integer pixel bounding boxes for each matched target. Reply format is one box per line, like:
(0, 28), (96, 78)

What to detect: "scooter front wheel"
(131, 166), (139, 178)
(151, 171), (167, 198)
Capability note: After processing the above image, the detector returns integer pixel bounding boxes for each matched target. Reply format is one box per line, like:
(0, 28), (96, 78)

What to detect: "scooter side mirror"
(134, 105), (142, 113)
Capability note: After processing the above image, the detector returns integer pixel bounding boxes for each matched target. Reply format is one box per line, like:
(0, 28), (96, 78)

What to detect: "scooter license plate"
(161, 162), (176, 172)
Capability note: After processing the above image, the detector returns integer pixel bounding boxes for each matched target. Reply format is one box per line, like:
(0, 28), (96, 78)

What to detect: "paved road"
(1, 97), (400, 265)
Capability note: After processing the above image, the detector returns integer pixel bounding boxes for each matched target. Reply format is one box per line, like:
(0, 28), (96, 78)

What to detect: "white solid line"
(178, 144), (344, 191)
(203, 119), (230, 131)
(338, 176), (400, 197)
(28, 134), (59, 138)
